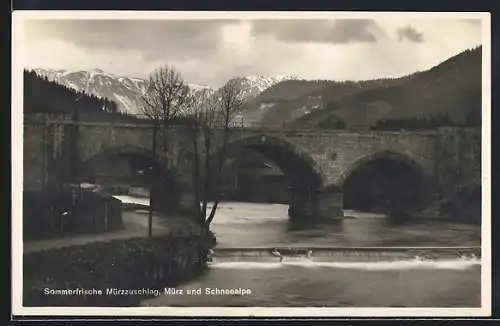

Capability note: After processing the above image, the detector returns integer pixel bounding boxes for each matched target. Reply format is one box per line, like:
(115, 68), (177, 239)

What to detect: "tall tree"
(140, 65), (193, 236)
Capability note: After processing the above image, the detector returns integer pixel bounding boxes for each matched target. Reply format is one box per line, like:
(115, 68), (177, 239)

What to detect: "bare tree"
(142, 65), (192, 156)
(141, 65), (193, 236)
(187, 79), (246, 226)
(141, 67), (245, 229)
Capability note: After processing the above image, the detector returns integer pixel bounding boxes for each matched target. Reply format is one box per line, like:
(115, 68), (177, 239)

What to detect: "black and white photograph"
(12, 11), (491, 317)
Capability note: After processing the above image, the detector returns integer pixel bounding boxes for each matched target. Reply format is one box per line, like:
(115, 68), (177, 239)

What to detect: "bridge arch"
(78, 145), (180, 212)
(339, 150), (435, 215)
(221, 134), (327, 191)
(80, 145), (169, 168)
(206, 134), (327, 209)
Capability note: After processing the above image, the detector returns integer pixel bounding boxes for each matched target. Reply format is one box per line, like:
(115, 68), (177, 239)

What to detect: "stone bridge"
(23, 118), (481, 222)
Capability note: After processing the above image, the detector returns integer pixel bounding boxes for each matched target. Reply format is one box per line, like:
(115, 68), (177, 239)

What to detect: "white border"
(11, 11), (492, 317)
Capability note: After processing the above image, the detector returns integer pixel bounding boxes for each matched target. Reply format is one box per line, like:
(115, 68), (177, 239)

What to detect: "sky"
(18, 13), (484, 88)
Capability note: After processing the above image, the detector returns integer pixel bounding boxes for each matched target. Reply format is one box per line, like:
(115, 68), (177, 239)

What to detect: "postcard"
(11, 10), (491, 318)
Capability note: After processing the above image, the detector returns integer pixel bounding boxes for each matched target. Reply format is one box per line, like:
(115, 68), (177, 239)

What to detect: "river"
(138, 202), (481, 308)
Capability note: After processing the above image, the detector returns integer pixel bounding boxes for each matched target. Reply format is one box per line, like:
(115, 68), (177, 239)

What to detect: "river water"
(140, 202), (482, 308)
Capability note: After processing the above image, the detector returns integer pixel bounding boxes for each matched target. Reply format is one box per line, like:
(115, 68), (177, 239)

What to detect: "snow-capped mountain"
(227, 75), (298, 101)
(29, 68), (214, 114)
(29, 68), (294, 115)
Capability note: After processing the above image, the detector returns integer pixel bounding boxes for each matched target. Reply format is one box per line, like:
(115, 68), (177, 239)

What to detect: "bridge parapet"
(23, 116), (444, 136)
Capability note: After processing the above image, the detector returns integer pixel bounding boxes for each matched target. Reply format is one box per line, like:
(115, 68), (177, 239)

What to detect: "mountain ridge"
(28, 46), (482, 128)
(29, 68), (295, 115)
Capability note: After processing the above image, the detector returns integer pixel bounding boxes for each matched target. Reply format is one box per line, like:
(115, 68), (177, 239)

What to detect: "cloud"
(24, 19), (239, 61)
(20, 17), (483, 87)
(463, 19), (482, 27)
(396, 25), (424, 43)
(250, 19), (386, 44)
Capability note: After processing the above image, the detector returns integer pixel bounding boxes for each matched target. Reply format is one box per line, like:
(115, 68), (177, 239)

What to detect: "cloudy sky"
(19, 13), (484, 87)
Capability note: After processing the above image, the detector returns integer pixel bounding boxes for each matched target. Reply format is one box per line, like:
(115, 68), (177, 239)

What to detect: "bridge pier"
(315, 187), (344, 220)
(288, 186), (343, 224)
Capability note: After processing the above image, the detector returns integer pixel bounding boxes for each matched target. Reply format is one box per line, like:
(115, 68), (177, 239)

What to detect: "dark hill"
(23, 69), (119, 115)
(23, 70), (147, 123)
(289, 46), (482, 129)
(244, 72), (415, 126)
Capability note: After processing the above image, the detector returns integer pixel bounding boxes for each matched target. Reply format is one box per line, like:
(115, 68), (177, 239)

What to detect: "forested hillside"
(243, 75), (414, 124)
(289, 46), (482, 130)
(23, 69), (119, 115)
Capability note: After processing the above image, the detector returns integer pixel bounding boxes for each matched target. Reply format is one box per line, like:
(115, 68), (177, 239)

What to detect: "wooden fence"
(69, 186), (123, 233)
(23, 185), (123, 241)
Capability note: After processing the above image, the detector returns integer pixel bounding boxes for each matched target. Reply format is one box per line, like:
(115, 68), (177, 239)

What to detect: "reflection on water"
(142, 263), (481, 307)
(208, 202), (480, 248)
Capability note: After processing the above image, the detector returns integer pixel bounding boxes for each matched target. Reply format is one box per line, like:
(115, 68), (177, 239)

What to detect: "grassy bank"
(23, 221), (216, 307)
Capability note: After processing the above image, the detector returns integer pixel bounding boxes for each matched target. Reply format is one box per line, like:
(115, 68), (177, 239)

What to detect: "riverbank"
(23, 210), (216, 307)
(23, 210), (179, 253)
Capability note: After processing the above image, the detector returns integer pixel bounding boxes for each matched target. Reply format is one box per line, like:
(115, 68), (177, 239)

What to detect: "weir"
(210, 246), (481, 263)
